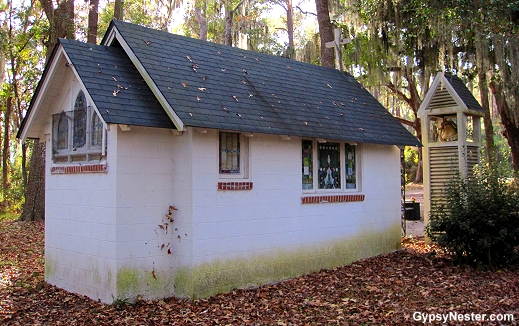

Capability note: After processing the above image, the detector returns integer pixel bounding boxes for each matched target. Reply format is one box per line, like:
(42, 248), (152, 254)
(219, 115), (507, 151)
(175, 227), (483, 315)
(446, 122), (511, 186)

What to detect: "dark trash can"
(404, 202), (420, 220)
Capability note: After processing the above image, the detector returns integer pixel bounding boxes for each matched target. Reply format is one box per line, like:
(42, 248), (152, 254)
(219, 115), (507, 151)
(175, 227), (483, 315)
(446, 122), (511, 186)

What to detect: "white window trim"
(218, 131), (250, 180)
(52, 88), (107, 165)
(302, 139), (361, 194)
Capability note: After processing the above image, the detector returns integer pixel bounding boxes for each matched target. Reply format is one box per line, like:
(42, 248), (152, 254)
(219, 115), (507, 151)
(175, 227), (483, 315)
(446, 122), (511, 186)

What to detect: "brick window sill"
(51, 164), (107, 174)
(218, 182), (253, 191)
(301, 194), (365, 204)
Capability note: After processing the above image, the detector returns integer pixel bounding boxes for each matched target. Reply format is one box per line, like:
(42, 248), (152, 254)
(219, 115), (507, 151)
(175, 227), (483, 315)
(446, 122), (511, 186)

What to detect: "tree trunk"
(2, 97), (12, 211)
(490, 81), (519, 173)
(87, 0), (99, 44)
(475, 31), (495, 166)
(19, 141), (45, 222)
(285, 0), (295, 58)
(223, 1), (234, 46)
(40, 0), (75, 59)
(194, 0), (207, 41)
(21, 0), (75, 220)
(315, 0), (334, 68)
(114, 0), (123, 20)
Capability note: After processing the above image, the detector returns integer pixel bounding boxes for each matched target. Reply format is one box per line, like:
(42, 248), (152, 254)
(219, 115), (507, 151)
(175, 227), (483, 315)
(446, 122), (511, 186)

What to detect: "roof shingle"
(102, 20), (419, 146)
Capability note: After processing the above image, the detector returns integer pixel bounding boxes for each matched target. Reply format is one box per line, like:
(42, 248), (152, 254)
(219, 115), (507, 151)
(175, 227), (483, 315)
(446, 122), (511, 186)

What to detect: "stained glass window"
(302, 140), (313, 190)
(219, 132), (240, 174)
(55, 112), (69, 150)
(318, 143), (341, 189)
(345, 144), (356, 189)
(91, 111), (103, 148)
(52, 89), (106, 164)
(73, 91), (87, 148)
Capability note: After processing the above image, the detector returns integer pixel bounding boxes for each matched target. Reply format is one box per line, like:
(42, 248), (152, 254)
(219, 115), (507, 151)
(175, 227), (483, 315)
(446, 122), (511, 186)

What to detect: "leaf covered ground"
(1, 220), (518, 325)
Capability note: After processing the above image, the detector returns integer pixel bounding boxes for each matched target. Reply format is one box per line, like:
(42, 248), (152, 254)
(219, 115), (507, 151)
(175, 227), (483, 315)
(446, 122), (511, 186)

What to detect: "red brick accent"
(51, 164), (108, 174)
(301, 194), (365, 204)
(218, 181), (253, 191)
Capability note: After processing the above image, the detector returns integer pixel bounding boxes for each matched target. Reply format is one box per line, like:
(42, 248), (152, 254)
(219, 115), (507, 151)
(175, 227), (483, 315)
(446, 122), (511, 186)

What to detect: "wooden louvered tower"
(418, 72), (486, 242)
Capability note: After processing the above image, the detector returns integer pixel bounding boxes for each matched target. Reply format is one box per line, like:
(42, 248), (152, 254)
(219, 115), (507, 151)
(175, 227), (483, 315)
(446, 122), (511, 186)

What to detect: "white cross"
(325, 28), (351, 71)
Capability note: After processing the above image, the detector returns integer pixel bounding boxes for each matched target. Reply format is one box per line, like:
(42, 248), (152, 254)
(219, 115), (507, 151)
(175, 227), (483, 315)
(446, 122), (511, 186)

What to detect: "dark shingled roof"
(100, 20), (419, 146)
(443, 72), (485, 114)
(59, 39), (175, 129)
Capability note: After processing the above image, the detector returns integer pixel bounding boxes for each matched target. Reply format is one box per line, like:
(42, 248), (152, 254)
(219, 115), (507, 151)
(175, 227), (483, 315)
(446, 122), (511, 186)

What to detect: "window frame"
(52, 90), (106, 164)
(218, 131), (249, 179)
(302, 139), (360, 193)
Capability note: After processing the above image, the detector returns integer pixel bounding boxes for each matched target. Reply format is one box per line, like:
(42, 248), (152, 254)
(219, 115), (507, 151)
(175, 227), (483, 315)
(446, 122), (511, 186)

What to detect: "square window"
(219, 132), (240, 174)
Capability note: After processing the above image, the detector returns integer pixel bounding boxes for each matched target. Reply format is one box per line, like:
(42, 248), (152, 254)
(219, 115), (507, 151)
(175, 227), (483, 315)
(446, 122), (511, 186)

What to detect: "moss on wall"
(115, 267), (175, 300)
(175, 225), (400, 299)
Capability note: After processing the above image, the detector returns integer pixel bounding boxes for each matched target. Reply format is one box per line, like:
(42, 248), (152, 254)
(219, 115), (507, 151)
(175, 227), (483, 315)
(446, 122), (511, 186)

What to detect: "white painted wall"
(44, 72), (118, 302)
(45, 105), (402, 302)
(189, 131), (402, 266)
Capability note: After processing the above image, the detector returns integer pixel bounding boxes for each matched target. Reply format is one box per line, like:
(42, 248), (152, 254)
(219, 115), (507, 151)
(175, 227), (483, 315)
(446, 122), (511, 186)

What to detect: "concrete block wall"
(176, 131), (402, 298)
(45, 127), (117, 303)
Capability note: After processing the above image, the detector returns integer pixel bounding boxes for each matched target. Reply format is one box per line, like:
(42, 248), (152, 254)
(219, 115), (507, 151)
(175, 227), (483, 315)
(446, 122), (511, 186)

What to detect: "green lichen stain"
(174, 224), (401, 299)
(44, 260), (56, 279)
(116, 267), (174, 300)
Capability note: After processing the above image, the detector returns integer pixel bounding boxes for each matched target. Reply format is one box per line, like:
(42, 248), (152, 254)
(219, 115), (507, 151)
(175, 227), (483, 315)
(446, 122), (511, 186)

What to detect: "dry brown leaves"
(1, 220), (518, 325)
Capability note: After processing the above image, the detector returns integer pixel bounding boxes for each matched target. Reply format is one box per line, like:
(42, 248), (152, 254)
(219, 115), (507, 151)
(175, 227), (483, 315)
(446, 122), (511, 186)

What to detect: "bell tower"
(418, 72), (486, 242)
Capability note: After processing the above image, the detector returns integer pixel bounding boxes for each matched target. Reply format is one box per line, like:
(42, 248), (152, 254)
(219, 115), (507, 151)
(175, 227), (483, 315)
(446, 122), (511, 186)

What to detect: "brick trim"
(218, 182), (253, 191)
(301, 194), (365, 204)
(51, 164), (107, 174)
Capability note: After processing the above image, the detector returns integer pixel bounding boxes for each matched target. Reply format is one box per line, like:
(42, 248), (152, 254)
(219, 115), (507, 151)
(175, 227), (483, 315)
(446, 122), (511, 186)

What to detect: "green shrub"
(426, 167), (519, 267)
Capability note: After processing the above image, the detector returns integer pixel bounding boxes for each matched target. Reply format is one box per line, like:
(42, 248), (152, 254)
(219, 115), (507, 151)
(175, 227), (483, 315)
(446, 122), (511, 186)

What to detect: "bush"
(426, 167), (519, 267)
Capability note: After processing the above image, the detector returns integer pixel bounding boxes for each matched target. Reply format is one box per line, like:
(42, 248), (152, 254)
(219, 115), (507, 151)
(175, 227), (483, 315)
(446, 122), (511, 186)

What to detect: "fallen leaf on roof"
(221, 69), (226, 72)
(186, 55), (193, 62)
(304, 121), (308, 125)
(242, 80), (248, 84)
(113, 90), (118, 96)
(243, 69), (248, 74)
(217, 51), (221, 55)
(143, 39), (151, 45)
(191, 64), (199, 72)
(196, 96), (201, 101)
(272, 94), (278, 98)
(182, 82), (188, 88)
(112, 76), (118, 82)
(287, 65), (291, 69)
(114, 64), (118, 68)
(236, 113), (242, 117)
(327, 84), (333, 88)
(198, 87), (206, 91)
(232, 95), (239, 101)
(359, 128), (365, 131)
(249, 94), (253, 97)
(222, 106), (227, 111)
(189, 113), (193, 116)
(105, 110), (109, 113)
(255, 58), (259, 61)
(203, 76), (208, 80)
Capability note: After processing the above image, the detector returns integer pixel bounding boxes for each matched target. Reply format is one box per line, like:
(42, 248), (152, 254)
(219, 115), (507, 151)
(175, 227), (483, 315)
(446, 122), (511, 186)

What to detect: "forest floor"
(1, 218), (519, 325)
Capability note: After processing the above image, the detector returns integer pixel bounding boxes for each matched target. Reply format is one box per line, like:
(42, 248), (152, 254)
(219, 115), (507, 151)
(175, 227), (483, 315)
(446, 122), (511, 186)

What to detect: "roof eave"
(108, 24), (185, 131)
(17, 43), (65, 142)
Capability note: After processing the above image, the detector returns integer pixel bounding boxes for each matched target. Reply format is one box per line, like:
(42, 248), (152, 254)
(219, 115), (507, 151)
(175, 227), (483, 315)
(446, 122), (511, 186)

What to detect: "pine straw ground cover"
(1, 220), (518, 325)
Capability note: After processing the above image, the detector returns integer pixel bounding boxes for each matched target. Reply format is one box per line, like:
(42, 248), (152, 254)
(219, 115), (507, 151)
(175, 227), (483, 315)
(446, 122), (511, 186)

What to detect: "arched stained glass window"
(56, 112), (69, 150)
(91, 111), (103, 148)
(73, 91), (87, 148)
